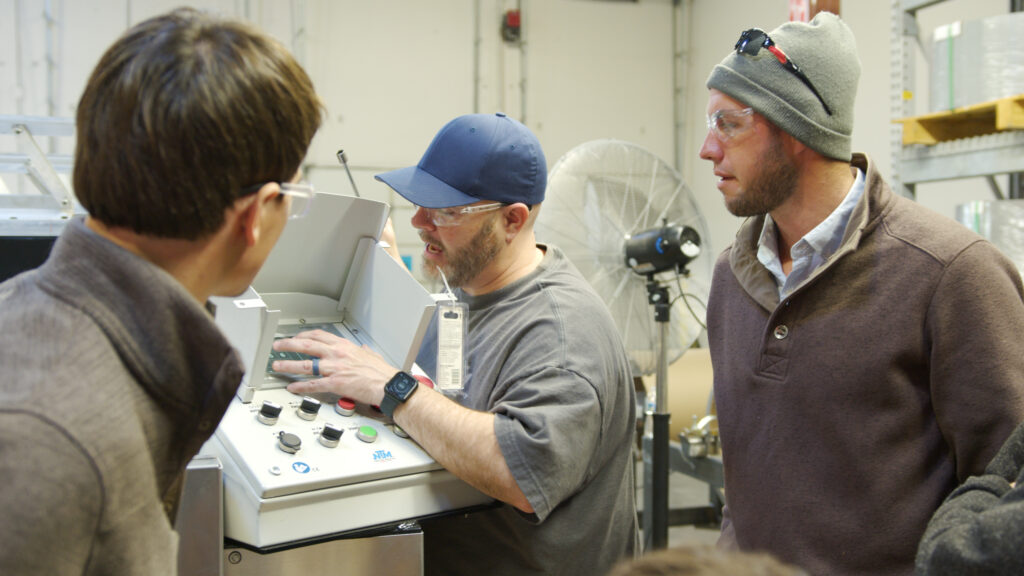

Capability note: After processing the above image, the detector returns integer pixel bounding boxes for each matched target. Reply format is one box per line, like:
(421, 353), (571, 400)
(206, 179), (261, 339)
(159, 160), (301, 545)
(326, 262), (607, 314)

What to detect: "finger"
(293, 329), (346, 345)
(286, 378), (332, 396)
(272, 359), (319, 375)
(273, 336), (330, 359)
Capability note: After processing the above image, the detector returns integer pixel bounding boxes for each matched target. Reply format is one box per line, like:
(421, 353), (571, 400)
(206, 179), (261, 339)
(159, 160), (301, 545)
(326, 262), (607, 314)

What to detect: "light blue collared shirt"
(757, 168), (866, 299)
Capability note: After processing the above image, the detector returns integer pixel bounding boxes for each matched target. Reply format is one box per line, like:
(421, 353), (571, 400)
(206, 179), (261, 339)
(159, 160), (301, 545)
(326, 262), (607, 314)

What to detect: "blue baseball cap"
(375, 113), (546, 209)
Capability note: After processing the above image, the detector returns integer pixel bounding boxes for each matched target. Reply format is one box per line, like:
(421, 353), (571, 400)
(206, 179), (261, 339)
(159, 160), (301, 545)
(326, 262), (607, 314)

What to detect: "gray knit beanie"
(706, 12), (860, 161)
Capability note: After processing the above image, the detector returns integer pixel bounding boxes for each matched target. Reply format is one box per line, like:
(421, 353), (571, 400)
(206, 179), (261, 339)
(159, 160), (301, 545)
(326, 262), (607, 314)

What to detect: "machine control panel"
(212, 385), (441, 500)
(203, 196), (493, 549)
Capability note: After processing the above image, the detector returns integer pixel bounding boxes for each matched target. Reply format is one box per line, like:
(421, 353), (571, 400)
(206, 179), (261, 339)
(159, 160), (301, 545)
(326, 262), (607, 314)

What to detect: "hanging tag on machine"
(436, 300), (468, 393)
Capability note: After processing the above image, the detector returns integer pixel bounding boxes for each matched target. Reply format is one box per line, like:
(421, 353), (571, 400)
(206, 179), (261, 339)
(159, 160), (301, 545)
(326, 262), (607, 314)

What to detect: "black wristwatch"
(380, 371), (419, 418)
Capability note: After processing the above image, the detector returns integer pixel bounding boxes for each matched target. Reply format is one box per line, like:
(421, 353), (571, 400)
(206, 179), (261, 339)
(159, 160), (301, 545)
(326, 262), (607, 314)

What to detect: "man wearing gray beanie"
(700, 12), (1024, 576)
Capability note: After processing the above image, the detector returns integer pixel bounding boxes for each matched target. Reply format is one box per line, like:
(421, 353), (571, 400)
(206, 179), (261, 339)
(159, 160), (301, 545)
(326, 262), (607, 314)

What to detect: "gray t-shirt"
(418, 244), (638, 575)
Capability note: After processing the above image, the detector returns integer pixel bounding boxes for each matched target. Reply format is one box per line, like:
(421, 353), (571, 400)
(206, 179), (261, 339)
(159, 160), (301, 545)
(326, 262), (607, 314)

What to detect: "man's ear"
(502, 203), (531, 242)
(236, 183), (278, 247)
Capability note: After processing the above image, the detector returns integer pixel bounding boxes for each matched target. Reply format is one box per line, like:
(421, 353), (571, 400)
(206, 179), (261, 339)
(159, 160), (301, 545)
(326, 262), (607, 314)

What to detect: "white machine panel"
(207, 192), (492, 549)
(206, 385), (491, 548)
(217, 385), (439, 499)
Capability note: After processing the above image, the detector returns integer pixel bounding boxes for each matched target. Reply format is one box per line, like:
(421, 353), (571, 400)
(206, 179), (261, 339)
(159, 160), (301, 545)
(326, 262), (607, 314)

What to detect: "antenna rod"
(336, 149), (361, 197)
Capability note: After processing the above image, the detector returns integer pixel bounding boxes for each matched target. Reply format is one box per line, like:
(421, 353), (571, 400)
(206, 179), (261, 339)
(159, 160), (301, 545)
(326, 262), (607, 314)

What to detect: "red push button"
(335, 397), (356, 417)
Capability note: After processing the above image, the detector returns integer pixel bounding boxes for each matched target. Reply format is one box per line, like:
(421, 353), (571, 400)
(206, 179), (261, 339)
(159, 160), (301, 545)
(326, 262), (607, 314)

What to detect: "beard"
(421, 216), (503, 289)
(725, 137), (799, 217)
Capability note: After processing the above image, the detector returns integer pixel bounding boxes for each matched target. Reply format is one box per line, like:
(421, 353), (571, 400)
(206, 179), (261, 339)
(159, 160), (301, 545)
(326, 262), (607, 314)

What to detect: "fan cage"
(536, 139), (713, 377)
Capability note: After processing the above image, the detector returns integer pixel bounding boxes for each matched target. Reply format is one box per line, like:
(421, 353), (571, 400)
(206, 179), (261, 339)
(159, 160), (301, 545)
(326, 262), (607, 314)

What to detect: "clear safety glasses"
(706, 107), (755, 143)
(241, 180), (314, 220)
(278, 181), (314, 220)
(418, 202), (505, 227)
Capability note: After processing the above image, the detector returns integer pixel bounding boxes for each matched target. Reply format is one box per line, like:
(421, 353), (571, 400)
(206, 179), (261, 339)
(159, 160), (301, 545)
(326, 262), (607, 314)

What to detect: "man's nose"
(699, 130), (722, 163)
(411, 206), (435, 230)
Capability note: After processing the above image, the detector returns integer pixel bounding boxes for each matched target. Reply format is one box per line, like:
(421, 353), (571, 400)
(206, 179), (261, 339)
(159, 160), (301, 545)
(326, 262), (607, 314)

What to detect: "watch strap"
(380, 393), (401, 419)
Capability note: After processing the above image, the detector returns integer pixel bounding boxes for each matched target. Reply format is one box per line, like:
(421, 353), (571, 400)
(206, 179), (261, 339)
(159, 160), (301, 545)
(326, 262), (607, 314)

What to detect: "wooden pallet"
(894, 93), (1024, 146)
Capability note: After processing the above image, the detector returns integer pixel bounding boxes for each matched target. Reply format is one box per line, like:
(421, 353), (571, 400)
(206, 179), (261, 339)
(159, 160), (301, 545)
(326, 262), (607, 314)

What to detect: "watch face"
(389, 372), (417, 398)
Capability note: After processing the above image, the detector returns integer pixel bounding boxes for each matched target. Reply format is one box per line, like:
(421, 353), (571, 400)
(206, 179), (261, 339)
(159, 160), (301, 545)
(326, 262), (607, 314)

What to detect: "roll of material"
(957, 199), (1024, 279)
(930, 12), (1024, 113)
(641, 348), (715, 441)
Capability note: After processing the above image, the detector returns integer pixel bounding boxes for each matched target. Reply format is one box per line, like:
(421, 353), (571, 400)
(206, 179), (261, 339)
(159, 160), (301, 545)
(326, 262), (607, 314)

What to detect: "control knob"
(319, 423), (344, 448)
(297, 396), (321, 421)
(257, 401), (282, 426)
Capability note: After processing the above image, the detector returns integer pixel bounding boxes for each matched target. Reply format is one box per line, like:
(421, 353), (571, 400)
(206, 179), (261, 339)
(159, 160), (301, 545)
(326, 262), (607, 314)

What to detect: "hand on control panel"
(272, 328), (399, 408)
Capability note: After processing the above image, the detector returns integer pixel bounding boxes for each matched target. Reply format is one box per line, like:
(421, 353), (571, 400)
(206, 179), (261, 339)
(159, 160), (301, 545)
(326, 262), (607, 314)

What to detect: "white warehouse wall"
(0, 0), (1015, 277)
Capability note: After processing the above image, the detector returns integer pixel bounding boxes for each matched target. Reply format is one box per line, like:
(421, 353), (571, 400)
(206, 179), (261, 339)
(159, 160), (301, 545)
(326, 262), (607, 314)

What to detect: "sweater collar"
(39, 218), (244, 425)
(729, 153), (894, 310)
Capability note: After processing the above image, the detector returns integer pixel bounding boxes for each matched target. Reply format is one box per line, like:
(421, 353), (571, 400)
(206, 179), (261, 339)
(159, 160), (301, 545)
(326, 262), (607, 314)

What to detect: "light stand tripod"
(625, 222), (701, 551)
(641, 276), (671, 551)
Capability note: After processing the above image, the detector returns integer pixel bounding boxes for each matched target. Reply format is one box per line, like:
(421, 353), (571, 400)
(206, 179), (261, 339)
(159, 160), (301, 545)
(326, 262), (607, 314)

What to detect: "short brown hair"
(73, 8), (324, 239)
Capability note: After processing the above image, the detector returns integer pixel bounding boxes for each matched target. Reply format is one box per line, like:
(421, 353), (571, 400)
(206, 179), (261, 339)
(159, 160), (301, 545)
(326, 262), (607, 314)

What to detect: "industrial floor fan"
(534, 139), (713, 551)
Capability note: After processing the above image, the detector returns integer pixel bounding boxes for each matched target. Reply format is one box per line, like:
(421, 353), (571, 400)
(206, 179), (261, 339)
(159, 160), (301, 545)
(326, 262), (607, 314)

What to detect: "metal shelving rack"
(890, 0), (1024, 198)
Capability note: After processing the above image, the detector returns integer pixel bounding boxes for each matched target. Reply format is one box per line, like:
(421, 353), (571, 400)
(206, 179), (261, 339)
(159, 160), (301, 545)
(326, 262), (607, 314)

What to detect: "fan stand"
(643, 277), (671, 551)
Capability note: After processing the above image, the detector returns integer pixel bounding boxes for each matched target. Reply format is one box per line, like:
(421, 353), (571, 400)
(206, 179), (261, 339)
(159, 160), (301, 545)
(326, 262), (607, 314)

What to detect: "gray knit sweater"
(708, 154), (1024, 576)
(916, 421), (1024, 575)
(0, 218), (243, 575)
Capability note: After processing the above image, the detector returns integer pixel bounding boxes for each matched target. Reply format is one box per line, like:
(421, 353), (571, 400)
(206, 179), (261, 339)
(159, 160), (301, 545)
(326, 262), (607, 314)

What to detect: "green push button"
(356, 425), (378, 443)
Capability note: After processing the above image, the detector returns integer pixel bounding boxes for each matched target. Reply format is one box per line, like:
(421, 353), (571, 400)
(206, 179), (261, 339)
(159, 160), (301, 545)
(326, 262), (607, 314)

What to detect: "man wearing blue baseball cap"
(273, 113), (639, 575)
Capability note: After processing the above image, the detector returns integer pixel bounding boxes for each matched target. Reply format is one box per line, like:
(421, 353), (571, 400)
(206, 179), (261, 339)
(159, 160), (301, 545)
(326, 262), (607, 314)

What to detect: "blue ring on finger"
(311, 357), (320, 377)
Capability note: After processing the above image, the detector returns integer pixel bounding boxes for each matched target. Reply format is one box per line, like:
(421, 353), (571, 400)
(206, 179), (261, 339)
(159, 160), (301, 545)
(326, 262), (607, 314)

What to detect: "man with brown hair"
(0, 8), (323, 575)
(700, 12), (1024, 576)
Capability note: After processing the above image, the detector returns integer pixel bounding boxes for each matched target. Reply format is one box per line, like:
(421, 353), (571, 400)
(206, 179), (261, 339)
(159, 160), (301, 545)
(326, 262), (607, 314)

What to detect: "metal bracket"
(0, 115), (77, 220)
(10, 124), (74, 217)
